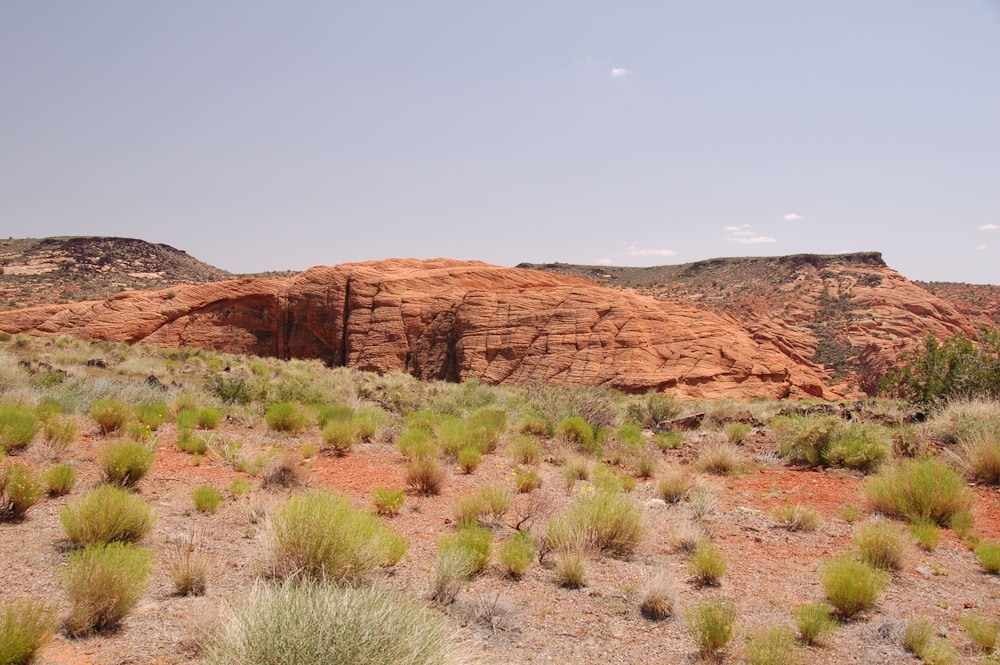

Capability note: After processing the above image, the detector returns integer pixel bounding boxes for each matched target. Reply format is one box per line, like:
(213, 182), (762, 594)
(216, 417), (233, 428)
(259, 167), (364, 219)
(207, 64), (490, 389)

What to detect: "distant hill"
(0, 236), (233, 310)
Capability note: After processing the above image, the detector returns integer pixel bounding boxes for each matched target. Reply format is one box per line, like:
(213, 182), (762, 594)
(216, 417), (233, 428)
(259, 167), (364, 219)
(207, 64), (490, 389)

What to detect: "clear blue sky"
(2, 2), (999, 283)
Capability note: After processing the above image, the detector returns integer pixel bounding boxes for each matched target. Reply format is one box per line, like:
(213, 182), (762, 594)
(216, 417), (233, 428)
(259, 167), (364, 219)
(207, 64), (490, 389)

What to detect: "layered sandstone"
(0, 258), (835, 400)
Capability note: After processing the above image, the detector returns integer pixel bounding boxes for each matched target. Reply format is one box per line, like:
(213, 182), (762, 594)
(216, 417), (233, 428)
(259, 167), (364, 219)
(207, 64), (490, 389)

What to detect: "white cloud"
(724, 224), (776, 245)
(611, 67), (632, 78)
(976, 245), (989, 251)
(979, 224), (999, 231)
(623, 245), (677, 257)
(783, 213), (802, 221)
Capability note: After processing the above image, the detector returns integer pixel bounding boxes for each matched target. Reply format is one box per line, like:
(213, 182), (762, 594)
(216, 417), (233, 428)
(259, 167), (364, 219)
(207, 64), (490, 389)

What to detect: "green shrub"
(438, 524), (492, 577)
(60, 542), (152, 635)
(687, 540), (726, 586)
(511, 465), (540, 493)
(854, 520), (909, 571)
(352, 406), (384, 441)
(685, 598), (737, 662)
(312, 403), (354, 427)
(793, 601), (836, 645)
(825, 422), (891, 472)
(43, 462), (77, 496)
(961, 614), (999, 653)
(725, 422), (751, 444)
(557, 416), (598, 454)
(372, 487), (406, 516)
(135, 402), (168, 430)
(175, 407), (199, 430)
(546, 490), (643, 558)
(819, 556), (889, 618)
(196, 407), (222, 430)
(0, 463), (44, 521)
(228, 478), (252, 496)
(772, 504), (820, 532)
(882, 328), (1000, 404)
(321, 420), (357, 456)
(428, 546), (473, 604)
(98, 439), (155, 487)
(628, 392), (680, 427)
(0, 405), (39, 452)
(0, 600), (57, 665)
(519, 416), (553, 437)
(498, 531), (536, 579)
(42, 414), (77, 448)
(403, 456), (445, 495)
(265, 402), (307, 434)
(773, 414), (839, 466)
(456, 446), (481, 473)
(591, 462), (625, 493)
(910, 520), (942, 551)
(267, 489), (406, 582)
(88, 398), (130, 436)
(205, 580), (455, 665)
(616, 423), (644, 448)
(205, 374), (256, 405)
(864, 458), (974, 526)
(975, 541), (1000, 574)
(60, 484), (154, 545)
(562, 455), (590, 489)
(193, 485), (223, 513)
(654, 431), (684, 451)
(395, 427), (435, 460)
(904, 617), (958, 665)
(452, 485), (511, 527)
(745, 626), (799, 665)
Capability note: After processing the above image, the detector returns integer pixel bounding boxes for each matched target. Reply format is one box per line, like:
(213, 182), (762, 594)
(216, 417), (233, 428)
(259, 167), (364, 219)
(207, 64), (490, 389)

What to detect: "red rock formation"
(0, 259), (835, 400)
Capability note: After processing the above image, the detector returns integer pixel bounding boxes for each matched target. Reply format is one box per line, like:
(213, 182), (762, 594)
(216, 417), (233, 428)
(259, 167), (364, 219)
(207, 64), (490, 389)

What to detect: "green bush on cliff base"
(881, 327), (1000, 404)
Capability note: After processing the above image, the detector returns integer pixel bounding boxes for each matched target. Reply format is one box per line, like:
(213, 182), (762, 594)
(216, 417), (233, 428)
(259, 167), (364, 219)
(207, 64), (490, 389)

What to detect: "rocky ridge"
(0, 258), (834, 400)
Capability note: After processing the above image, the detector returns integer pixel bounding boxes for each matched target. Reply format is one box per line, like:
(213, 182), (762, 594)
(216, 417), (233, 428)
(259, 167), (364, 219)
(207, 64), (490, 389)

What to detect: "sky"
(2, 2), (999, 283)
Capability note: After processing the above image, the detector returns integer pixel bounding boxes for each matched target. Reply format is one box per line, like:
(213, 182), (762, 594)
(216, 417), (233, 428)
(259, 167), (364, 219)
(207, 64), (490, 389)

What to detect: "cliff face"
(0, 258), (835, 400)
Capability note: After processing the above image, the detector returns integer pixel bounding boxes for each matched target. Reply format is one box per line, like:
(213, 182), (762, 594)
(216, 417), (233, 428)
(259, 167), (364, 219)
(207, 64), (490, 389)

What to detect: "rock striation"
(0, 258), (835, 400)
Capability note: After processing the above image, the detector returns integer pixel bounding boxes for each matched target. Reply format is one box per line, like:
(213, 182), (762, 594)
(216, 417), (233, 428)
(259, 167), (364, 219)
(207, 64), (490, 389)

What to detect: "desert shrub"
(265, 402), (307, 434)
(453, 485), (511, 527)
(42, 414), (77, 448)
(498, 531), (536, 579)
(656, 467), (690, 503)
(205, 580), (455, 665)
(428, 546), (472, 605)
(60, 484), (154, 545)
(695, 442), (744, 476)
(961, 614), (999, 653)
(43, 462), (77, 496)
(688, 540), (726, 586)
(438, 524), (492, 576)
(509, 435), (543, 465)
(882, 328), (1000, 404)
(228, 478), (252, 496)
(372, 487), (406, 516)
(627, 392), (680, 427)
(519, 416), (553, 437)
(353, 406), (384, 441)
(819, 556), (889, 618)
(745, 626), (799, 665)
(557, 416), (598, 454)
(554, 549), (589, 589)
(466, 407), (506, 449)
(909, 520), (941, 551)
(640, 575), (676, 621)
(634, 453), (657, 479)
(204, 374), (256, 405)
(654, 430), (684, 451)
(772, 504), (820, 532)
(725, 422), (751, 444)
(687, 484), (719, 520)
(615, 423), (644, 448)
(193, 485), (223, 513)
(685, 598), (737, 662)
(196, 406), (222, 430)
(98, 439), (155, 487)
(0, 404), (39, 452)
(395, 427), (435, 460)
(135, 402), (168, 430)
(904, 617), (958, 665)
(176, 429), (209, 455)
(267, 489), (406, 582)
(321, 420), (357, 456)
(591, 462), (625, 494)
(960, 430), (1000, 484)
(262, 453), (305, 489)
(313, 403), (355, 428)
(60, 542), (153, 635)
(793, 601), (836, 645)
(525, 383), (618, 432)
(863, 458), (974, 526)
(926, 398), (1000, 444)
(166, 532), (208, 596)
(562, 455), (590, 489)
(824, 422), (891, 472)
(0, 463), (44, 521)
(175, 407), (199, 430)
(773, 414), (839, 466)
(546, 490), (643, 557)
(403, 456), (445, 495)
(854, 520), (910, 571)
(0, 599), (57, 665)
(88, 398), (130, 436)
(975, 541), (1000, 574)
(511, 465), (540, 493)
(457, 446), (481, 473)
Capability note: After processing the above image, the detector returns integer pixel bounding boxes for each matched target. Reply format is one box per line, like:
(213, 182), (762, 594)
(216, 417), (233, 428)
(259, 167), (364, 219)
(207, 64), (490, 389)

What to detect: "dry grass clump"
(640, 575), (677, 621)
(959, 429), (1000, 484)
(864, 458), (974, 526)
(165, 532), (208, 596)
(60, 542), (153, 635)
(60, 484), (155, 545)
(687, 540), (726, 587)
(554, 548), (589, 589)
(695, 442), (746, 476)
(926, 399), (1000, 445)
(772, 504), (820, 532)
(261, 453), (305, 489)
(961, 614), (999, 654)
(206, 580), (456, 665)
(0, 463), (44, 521)
(88, 398), (130, 436)
(744, 626), (800, 665)
(43, 462), (76, 496)
(403, 455), (446, 495)
(819, 556), (889, 618)
(792, 601), (836, 645)
(853, 520), (910, 571)
(904, 617), (958, 665)
(452, 485), (511, 527)
(656, 467), (690, 503)
(724, 422), (751, 444)
(685, 597), (737, 662)
(266, 489), (406, 582)
(0, 599), (57, 665)
(546, 490), (643, 558)
(98, 439), (155, 487)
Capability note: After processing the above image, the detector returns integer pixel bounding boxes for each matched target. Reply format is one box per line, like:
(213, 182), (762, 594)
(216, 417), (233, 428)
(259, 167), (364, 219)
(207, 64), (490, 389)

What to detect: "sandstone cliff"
(0, 258), (834, 400)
